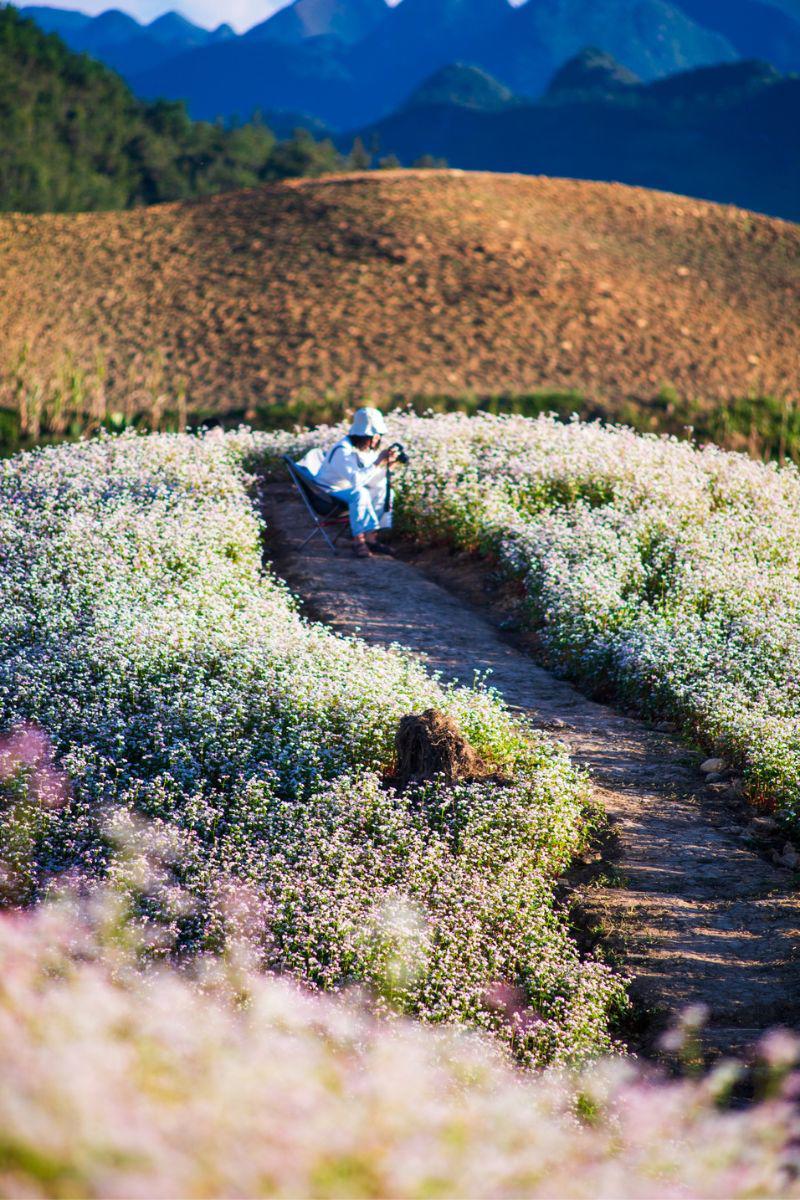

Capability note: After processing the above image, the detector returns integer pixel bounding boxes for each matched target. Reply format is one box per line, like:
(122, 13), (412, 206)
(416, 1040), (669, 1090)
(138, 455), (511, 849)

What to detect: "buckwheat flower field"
(260, 412), (800, 821)
(5, 421), (800, 1198)
(0, 428), (621, 1064)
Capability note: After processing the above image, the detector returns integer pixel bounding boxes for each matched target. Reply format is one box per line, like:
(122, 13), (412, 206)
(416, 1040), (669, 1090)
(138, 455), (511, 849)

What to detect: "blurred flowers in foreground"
(0, 886), (799, 1200)
(0, 722), (70, 906)
(0, 663), (796, 1198)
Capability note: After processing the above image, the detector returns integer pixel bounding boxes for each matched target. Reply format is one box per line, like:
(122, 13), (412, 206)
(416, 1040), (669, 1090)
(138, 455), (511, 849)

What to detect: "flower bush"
(0, 429), (621, 1063)
(6, 422), (800, 1197)
(0, 891), (798, 1200)
(257, 413), (800, 821)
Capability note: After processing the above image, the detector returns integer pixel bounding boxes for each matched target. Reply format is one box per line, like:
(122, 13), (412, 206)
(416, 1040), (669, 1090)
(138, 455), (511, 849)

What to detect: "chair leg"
(297, 520), (340, 555)
(318, 524), (339, 554)
(297, 526), (322, 553)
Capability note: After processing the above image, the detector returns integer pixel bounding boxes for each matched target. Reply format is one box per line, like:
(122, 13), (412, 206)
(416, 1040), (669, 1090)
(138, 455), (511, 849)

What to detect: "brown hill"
(0, 170), (797, 427)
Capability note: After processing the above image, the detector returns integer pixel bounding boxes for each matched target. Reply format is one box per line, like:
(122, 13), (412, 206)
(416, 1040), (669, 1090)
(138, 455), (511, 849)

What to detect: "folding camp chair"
(282, 455), (350, 554)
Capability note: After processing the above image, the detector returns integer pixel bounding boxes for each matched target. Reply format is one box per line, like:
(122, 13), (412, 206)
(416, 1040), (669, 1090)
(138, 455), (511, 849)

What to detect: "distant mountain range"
(17, 0), (800, 128)
(11, 0), (800, 219)
(20, 4), (235, 74)
(357, 53), (800, 220)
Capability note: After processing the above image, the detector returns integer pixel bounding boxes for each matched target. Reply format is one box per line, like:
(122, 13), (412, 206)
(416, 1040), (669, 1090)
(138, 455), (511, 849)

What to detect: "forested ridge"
(0, 5), (347, 212)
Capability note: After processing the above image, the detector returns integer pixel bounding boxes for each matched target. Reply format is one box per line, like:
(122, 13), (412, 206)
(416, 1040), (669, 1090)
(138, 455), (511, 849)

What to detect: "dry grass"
(1, 170), (797, 418)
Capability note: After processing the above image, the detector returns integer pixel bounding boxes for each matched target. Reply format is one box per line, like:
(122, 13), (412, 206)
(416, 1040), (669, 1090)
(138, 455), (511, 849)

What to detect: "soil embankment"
(1, 171), (797, 418)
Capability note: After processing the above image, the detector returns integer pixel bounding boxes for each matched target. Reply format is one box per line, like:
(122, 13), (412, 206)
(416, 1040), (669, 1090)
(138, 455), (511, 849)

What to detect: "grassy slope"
(0, 170), (796, 426)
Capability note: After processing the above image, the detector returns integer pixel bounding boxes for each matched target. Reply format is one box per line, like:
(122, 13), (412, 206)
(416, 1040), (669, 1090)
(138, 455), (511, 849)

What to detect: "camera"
(388, 442), (410, 465)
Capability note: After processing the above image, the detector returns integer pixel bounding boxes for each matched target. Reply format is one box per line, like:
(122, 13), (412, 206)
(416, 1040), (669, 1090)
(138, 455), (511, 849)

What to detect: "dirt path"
(263, 482), (800, 1058)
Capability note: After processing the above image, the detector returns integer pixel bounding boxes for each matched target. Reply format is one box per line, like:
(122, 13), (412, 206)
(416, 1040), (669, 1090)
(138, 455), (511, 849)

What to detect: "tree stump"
(394, 709), (486, 789)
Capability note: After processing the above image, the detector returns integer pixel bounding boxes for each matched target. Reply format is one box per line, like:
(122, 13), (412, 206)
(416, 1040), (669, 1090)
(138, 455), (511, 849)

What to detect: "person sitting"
(312, 407), (401, 558)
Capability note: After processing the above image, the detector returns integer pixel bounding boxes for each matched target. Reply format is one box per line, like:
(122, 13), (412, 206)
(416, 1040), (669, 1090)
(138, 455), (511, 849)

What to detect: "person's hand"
(378, 446), (400, 466)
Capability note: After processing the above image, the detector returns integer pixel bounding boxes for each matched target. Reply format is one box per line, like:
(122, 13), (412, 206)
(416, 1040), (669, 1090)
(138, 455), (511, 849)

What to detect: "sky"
(19, 0), (532, 33)
(22, 0), (799, 34)
(23, 0), (305, 29)
(20, 0), (393, 32)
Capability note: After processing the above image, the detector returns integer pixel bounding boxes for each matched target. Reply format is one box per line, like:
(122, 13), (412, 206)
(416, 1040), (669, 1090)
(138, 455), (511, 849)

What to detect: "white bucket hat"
(349, 407), (387, 438)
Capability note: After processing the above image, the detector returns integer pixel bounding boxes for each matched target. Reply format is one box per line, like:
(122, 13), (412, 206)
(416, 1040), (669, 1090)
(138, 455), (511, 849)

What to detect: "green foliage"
(653, 389), (800, 465)
(411, 153), (449, 169)
(347, 136), (373, 171)
(263, 127), (343, 181)
(201, 391), (590, 438)
(0, 6), (349, 212)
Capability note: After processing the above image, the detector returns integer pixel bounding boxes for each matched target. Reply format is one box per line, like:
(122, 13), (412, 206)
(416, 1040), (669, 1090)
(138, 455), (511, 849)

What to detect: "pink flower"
(0, 724), (52, 779)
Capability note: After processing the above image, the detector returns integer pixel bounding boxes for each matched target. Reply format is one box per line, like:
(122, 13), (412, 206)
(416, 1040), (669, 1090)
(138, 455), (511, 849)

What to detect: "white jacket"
(313, 437), (384, 493)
